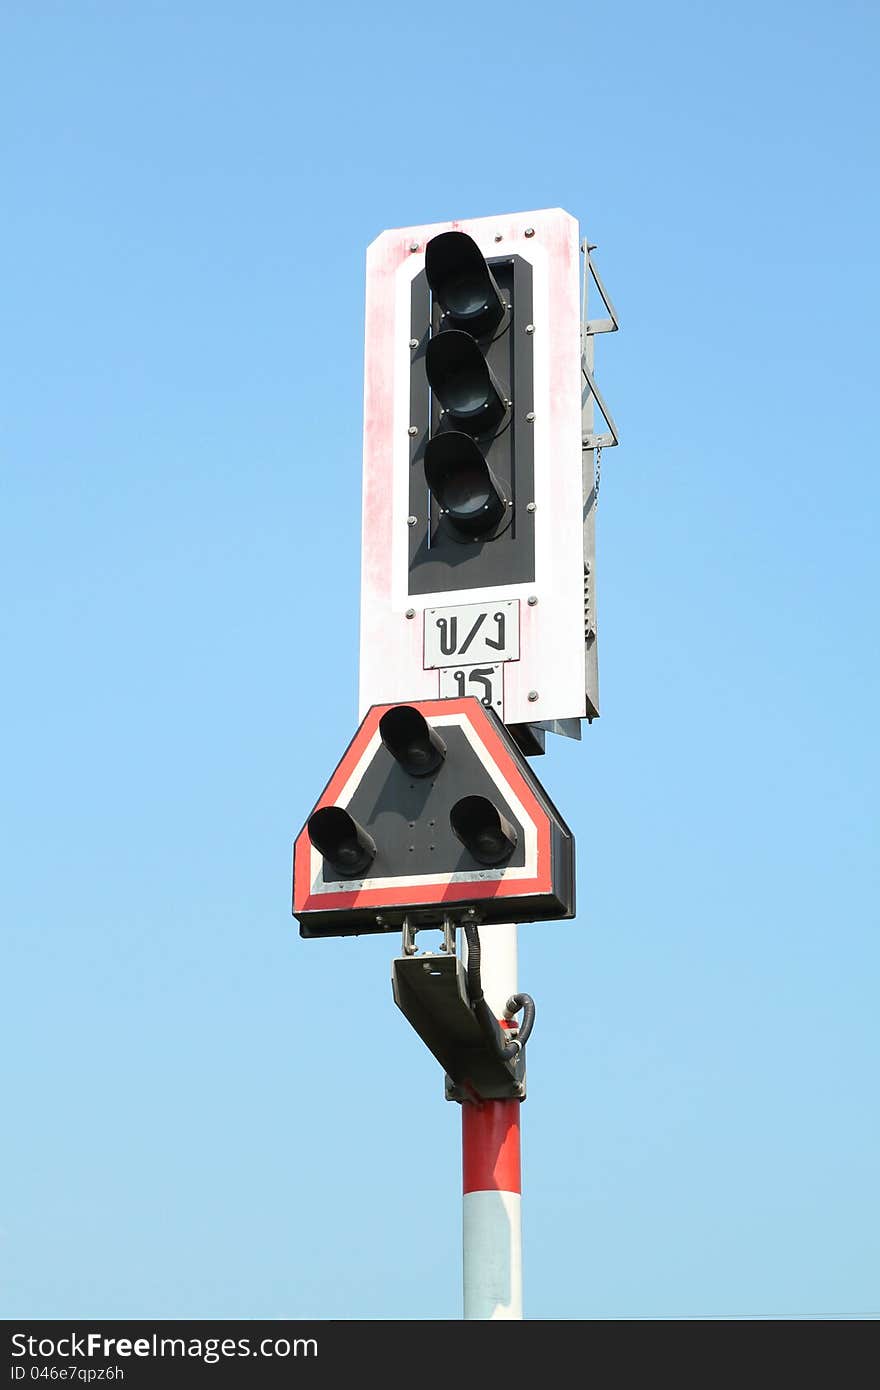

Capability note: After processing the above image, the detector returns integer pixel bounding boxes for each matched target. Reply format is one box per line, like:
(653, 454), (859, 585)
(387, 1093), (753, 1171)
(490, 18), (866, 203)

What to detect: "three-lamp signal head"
(307, 708), (518, 876)
(423, 230), (512, 544)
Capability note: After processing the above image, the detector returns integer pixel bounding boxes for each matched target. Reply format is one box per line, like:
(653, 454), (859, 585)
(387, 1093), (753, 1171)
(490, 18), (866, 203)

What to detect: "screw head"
(527, 595), (538, 606)
(409, 337), (419, 348)
(405, 608), (415, 619)
(525, 323), (535, 334)
(409, 241), (419, 252)
(375, 915), (385, 926)
(494, 233), (503, 242)
(408, 425), (418, 436)
(526, 501), (537, 513)
(525, 411), (536, 422)
(524, 227), (535, 238)
(528, 690), (539, 702)
(407, 515), (417, 526)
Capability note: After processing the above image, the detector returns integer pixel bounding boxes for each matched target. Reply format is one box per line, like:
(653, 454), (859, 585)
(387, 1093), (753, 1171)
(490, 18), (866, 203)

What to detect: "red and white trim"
(292, 698), (553, 919)
(462, 924), (523, 1320)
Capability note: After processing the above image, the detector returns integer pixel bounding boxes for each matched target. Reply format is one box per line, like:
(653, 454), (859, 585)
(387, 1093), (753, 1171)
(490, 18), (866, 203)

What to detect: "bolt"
(409, 241), (419, 252)
(494, 233), (503, 242)
(528, 690), (539, 702)
(375, 915), (385, 926)
(526, 501), (536, 513)
(525, 411), (535, 422)
(405, 607), (415, 619)
(408, 425), (418, 436)
(525, 323), (535, 334)
(407, 515), (417, 526)
(527, 595), (538, 606)
(524, 227), (535, 238)
(409, 337), (419, 348)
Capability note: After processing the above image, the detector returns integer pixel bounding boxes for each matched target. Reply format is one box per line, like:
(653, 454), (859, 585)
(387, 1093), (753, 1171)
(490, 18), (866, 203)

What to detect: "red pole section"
(462, 1099), (522, 1196)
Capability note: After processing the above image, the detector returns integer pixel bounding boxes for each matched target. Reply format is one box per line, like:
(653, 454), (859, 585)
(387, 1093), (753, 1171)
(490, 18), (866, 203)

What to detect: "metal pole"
(461, 923), (523, 1320)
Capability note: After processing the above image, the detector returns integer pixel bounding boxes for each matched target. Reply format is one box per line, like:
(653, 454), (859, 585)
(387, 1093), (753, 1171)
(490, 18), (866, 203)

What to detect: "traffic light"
(450, 795), (518, 866)
(424, 229), (505, 336)
(379, 704), (446, 776)
(424, 432), (508, 540)
(293, 697), (575, 937)
(360, 211), (589, 730)
(306, 806), (376, 877)
(408, 230), (535, 597)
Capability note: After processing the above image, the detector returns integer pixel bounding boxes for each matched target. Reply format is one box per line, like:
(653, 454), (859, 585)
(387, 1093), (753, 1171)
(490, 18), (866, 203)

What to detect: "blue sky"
(2, 0), (878, 1319)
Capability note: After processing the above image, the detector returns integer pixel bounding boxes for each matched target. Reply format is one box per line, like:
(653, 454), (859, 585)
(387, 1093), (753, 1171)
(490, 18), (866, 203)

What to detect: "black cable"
(463, 921), (483, 1002)
(505, 993), (536, 1048)
(462, 922), (533, 1063)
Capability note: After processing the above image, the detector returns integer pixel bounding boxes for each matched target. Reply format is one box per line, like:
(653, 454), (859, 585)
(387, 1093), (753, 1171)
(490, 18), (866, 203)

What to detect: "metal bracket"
(582, 242), (620, 336)
(581, 240), (620, 450)
(401, 913), (458, 958)
(391, 923), (526, 1103)
(581, 361), (619, 449)
(401, 915), (417, 956)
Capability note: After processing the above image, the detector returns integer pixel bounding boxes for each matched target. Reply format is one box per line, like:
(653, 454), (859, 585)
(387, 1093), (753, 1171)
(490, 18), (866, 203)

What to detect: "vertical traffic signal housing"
(360, 211), (587, 731)
(407, 231), (535, 596)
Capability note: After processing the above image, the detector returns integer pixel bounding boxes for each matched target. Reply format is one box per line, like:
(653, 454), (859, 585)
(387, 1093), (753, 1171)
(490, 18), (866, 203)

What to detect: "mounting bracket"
(391, 917), (526, 1103)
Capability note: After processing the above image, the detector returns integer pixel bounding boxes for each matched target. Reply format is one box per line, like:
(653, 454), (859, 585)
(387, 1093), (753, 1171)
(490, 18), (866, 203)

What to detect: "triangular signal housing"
(293, 697), (575, 938)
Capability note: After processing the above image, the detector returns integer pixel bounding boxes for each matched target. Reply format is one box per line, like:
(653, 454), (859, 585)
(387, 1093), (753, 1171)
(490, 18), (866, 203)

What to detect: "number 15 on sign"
(438, 664), (503, 712)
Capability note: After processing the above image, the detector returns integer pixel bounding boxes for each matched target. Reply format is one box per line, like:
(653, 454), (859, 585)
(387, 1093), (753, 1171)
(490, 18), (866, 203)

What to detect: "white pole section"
(462, 923), (523, 1320)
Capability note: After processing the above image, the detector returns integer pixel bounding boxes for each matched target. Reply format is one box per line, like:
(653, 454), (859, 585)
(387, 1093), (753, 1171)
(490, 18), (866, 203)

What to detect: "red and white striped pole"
(462, 924), (523, 1320)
